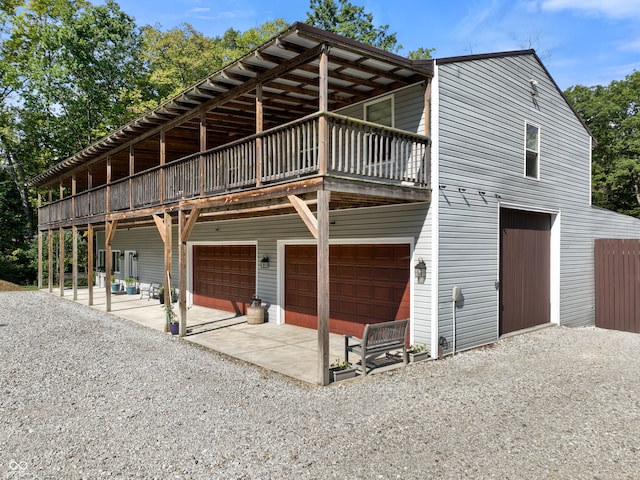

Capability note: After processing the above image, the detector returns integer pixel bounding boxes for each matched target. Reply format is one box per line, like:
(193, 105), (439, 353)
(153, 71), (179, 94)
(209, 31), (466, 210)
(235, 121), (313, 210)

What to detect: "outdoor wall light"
(119, 251), (124, 258)
(132, 252), (138, 259)
(529, 79), (539, 96)
(415, 258), (427, 284)
(260, 256), (270, 269)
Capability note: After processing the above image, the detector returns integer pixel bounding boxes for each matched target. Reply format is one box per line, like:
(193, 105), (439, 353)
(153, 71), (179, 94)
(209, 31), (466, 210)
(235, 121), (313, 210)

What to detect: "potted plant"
(164, 301), (179, 335)
(329, 358), (357, 382)
(407, 343), (430, 363)
(124, 278), (138, 295)
(110, 275), (120, 293)
(158, 285), (177, 304)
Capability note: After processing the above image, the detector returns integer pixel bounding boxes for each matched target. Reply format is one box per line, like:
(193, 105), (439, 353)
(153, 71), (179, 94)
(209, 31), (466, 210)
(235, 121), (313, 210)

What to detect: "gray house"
(29, 23), (640, 384)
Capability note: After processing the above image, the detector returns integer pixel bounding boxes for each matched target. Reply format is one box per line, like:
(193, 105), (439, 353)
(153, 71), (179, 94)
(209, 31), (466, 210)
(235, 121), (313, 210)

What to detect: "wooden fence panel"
(595, 239), (640, 333)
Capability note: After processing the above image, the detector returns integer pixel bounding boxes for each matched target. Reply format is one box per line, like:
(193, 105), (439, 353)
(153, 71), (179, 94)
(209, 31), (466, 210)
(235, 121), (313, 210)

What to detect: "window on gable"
(525, 123), (540, 179)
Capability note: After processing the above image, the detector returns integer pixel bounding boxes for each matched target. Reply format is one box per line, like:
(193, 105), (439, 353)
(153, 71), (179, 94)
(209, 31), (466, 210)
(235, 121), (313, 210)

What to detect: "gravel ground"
(0, 291), (638, 480)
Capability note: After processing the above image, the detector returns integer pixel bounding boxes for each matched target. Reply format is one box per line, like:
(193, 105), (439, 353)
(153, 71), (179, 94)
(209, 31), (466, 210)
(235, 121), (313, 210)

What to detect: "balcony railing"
(38, 112), (430, 226)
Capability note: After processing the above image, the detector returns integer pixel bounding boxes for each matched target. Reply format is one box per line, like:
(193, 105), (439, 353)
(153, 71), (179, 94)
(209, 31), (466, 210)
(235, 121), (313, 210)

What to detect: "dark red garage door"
(500, 209), (551, 335)
(285, 244), (410, 337)
(193, 245), (256, 315)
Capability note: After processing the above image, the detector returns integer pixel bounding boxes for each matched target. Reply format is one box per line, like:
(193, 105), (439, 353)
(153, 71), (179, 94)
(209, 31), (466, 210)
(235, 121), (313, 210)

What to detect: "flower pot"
(330, 366), (357, 382)
(126, 286), (137, 295)
(110, 283), (120, 293)
(159, 296), (165, 305)
(408, 351), (430, 363)
(169, 323), (179, 335)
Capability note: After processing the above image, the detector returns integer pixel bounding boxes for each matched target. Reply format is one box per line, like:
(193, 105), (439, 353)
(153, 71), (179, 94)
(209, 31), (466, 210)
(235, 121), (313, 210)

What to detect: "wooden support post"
(129, 145), (134, 209)
(59, 227), (65, 297)
(37, 230), (43, 290)
(423, 79), (432, 186)
(72, 226), (78, 300)
(199, 112), (206, 196)
(48, 229), (53, 293)
(317, 189), (330, 385)
(256, 84), (263, 186)
(105, 220), (118, 312)
(164, 212), (172, 332)
(88, 224), (94, 306)
(37, 193), (42, 289)
(178, 208), (201, 335)
(106, 156), (112, 213)
(318, 47), (329, 176)
(160, 131), (166, 203)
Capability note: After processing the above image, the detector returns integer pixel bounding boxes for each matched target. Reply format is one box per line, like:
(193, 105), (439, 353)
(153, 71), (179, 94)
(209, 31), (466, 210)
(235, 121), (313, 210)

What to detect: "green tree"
(0, 0), (144, 283)
(305, 0), (433, 58)
(306, 0), (400, 52)
(565, 72), (640, 218)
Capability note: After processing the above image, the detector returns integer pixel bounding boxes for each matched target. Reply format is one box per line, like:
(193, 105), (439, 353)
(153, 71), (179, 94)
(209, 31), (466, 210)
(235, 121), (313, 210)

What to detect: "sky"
(104, 0), (640, 91)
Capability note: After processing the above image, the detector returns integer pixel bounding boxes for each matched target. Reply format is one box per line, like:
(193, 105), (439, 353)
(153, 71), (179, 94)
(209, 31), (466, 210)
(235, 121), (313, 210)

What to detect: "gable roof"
(435, 49), (594, 143)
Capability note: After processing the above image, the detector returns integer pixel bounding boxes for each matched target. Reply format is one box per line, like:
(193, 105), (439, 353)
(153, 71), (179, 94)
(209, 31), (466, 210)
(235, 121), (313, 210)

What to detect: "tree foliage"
(565, 71), (640, 218)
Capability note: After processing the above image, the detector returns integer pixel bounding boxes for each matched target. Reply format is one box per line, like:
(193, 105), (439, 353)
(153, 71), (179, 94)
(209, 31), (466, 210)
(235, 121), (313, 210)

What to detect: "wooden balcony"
(37, 112), (430, 229)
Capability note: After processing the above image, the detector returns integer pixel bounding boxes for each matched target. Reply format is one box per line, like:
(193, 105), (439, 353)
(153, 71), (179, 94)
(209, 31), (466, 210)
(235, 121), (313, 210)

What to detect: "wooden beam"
(199, 112), (206, 196)
(288, 195), (318, 239)
(106, 156), (111, 213)
(160, 130), (166, 203)
(87, 223), (94, 306)
(105, 220), (118, 245)
(152, 214), (167, 243)
(180, 208), (201, 243)
(317, 189), (330, 386)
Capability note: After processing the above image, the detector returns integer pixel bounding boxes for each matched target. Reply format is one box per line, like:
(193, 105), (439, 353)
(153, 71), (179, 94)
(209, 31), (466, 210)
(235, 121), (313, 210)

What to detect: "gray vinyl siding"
(436, 53), (640, 351)
(94, 202), (432, 335)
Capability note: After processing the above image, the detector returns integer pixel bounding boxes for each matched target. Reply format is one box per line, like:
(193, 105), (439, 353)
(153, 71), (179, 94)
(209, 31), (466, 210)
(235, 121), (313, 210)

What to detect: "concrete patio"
(49, 286), (360, 384)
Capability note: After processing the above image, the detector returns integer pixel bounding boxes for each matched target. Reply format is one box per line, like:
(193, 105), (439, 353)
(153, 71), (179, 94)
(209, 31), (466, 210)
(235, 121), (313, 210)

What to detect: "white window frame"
(364, 94), (395, 128)
(111, 250), (121, 274)
(524, 121), (540, 180)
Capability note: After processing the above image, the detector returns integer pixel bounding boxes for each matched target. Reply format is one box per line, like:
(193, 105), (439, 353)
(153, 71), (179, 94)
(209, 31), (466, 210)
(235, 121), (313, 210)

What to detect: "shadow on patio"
(50, 287), (349, 385)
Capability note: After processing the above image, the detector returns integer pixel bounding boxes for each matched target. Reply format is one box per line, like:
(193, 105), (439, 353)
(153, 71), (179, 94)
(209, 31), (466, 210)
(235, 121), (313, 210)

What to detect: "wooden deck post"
(164, 212), (172, 332)
(318, 47), (329, 176)
(37, 230), (43, 290)
(105, 220), (117, 312)
(87, 223), (94, 306)
(72, 225), (78, 300)
(59, 227), (65, 296)
(48, 229), (53, 293)
(160, 131), (166, 203)
(317, 189), (330, 385)
(129, 145), (134, 209)
(199, 112), (206, 196)
(256, 84), (263, 186)
(178, 208), (200, 337)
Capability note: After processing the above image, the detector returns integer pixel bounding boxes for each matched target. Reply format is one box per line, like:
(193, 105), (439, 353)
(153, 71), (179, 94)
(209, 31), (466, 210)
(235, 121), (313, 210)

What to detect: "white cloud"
(454, 0), (502, 39)
(541, 0), (640, 19)
(617, 36), (640, 53)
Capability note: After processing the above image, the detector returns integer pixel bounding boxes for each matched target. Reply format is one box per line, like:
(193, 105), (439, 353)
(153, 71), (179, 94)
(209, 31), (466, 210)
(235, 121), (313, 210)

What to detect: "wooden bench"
(344, 319), (409, 376)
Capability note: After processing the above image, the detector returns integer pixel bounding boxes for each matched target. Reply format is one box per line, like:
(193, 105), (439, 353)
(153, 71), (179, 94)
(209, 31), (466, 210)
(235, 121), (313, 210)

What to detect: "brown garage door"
(193, 245), (256, 314)
(285, 244), (410, 337)
(500, 209), (551, 335)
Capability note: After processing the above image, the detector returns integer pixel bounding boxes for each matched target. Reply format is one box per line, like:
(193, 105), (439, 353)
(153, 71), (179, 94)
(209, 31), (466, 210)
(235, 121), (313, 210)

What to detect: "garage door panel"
(193, 245), (256, 314)
(285, 244), (410, 337)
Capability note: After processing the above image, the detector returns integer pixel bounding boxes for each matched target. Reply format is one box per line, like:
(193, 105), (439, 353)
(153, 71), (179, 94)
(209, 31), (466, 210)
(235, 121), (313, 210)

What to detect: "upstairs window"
(364, 95), (394, 127)
(525, 123), (540, 179)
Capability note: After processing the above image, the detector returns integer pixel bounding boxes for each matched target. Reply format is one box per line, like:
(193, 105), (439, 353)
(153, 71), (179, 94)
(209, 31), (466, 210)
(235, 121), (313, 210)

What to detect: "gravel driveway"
(1, 291), (638, 479)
